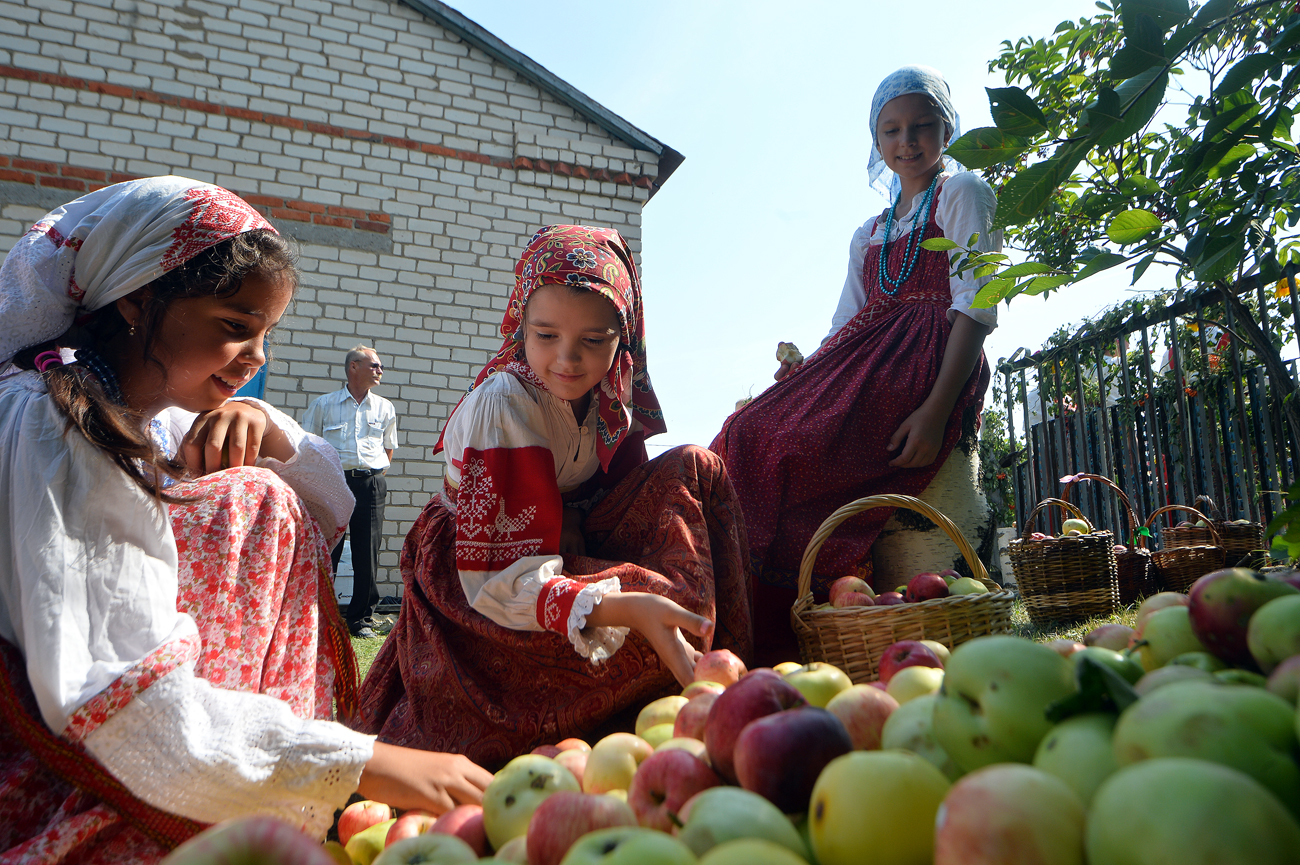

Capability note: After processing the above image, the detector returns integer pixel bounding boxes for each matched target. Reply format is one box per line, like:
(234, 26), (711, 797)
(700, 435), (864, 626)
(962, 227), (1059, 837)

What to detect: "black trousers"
(332, 470), (387, 628)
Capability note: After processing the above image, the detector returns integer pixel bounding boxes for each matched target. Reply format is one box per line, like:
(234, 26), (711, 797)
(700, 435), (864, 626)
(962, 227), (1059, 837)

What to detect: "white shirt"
(826, 171), (1002, 343)
(301, 387), (398, 471)
(0, 372), (372, 837)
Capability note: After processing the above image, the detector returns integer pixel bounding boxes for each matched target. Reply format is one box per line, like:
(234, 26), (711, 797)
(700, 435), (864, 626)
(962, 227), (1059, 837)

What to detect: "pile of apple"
(821, 569), (990, 610)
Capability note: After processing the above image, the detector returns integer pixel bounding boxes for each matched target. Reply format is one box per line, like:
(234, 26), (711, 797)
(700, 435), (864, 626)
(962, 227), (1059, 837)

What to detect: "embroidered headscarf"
(0, 175), (275, 364)
(867, 65), (964, 200)
(439, 224), (666, 471)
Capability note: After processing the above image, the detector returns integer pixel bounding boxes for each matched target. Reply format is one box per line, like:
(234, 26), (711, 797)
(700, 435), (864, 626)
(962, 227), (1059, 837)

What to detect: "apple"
(906, 572), (950, 602)
(386, 810), (438, 846)
(1032, 712), (1119, 806)
(1084, 623), (1136, 651)
(808, 751), (951, 865)
(948, 577), (990, 596)
(733, 706), (853, 813)
(533, 745), (563, 758)
(934, 763), (1086, 865)
(524, 791), (637, 865)
(782, 661), (853, 707)
(694, 838), (808, 865)
(1044, 638), (1086, 658)
(940, 569), (962, 585)
(1248, 594), (1300, 673)
(770, 662), (803, 675)
(1113, 680), (1300, 815)
(636, 696), (689, 737)
(346, 819), (398, 865)
(483, 755), (581, 851)
(430, 805), (488, 857)
(553, 749), (588, 789)
(932, 635), (1077, 772)
(832, 591), (874, 607)
(875, 592), (905, 605)
(1189, 568), (1299, 667)
(1215, 668), (1269, 686)
(703, 669), (806, 783)
(555, 739), (590, 753)
(339, 800), (394, 846)
(583, 733), (654, 794)
(373, 834), (478, 865)
(674, 787), (808, 859)
(1168, 650), (1228, 672)
(323, 841), (351, 865)
(680, 681), (725, 701)
(867, 680), (889, 691)
(1071, 646), (1144, 684)
(1266, 654), (1300, 704)
(161, 818), (339, 865)
(1134, 663), (1214, 696)
(494, 836), (529, 864)
(1087, 759), (1300, 865)
(879, 693), (962, 780)
(1135, 591), (1191, 633)
(626, 748), (723, 832)
(557, 826), (696, 865)
(886, 665), (944, 704)
(1060, 518), (1090, 535)
(877, 640), (944, 685)
(641, 723), (675, 749)
(825, 684), (898, 750)
(673, 693), (718, 740)
(1267, 567), (1300, 592)
(654, 737), (709, 761)
(1136, 605), (1208, 671)
(919, 639), (951, 663)
(694, 650), (747, 685)
(829, 575), (874, 604)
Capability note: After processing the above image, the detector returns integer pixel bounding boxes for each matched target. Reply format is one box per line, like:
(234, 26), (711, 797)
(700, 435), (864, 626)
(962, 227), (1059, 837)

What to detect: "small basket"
(1191, 496), (1266, 568)
(1159, 495), (1217, 550)
(1061, 473), (1156, 604)
(1009, 498), (1119, 626)
(789, 494), (1014, 684)
(1144, 504), (1225, 593)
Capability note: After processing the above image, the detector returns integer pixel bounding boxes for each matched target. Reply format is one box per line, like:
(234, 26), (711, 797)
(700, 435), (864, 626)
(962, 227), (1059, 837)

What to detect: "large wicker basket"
(789, 494), (1014, 684)
(1189, 496), (1267, 568)
(1145, 504), (1225, 593)
(1060, 473), (1156, 604)
(1009, 498), (1119, 626)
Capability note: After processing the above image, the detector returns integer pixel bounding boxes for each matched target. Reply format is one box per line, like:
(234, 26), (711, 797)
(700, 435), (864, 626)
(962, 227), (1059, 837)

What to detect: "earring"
(128, 323), (137, 337)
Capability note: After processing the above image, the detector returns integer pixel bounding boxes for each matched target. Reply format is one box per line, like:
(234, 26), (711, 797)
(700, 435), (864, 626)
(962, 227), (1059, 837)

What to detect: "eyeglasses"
(368, 363), (383, 370)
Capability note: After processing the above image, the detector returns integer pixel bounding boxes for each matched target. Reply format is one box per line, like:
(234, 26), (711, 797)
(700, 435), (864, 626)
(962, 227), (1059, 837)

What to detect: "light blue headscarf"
(867, 65), (964, 200)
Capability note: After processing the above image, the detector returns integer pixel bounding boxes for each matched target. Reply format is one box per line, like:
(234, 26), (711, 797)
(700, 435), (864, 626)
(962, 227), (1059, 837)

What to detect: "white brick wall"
(0, 0), (664, 594)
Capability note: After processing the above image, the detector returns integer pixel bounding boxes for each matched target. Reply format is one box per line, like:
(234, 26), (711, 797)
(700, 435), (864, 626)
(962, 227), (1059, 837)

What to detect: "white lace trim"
(568, 577), (627, 663)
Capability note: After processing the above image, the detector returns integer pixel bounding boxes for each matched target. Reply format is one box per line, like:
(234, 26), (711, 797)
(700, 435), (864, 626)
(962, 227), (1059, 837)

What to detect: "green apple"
(808, 750), (950, 865)
(771, 662), (803, 676)
(885, 666), (944, 704)
(641, 723), (676, 749)
(879, 693), (962, 780)
(1061, 518), (1091, 535)
(482, 755), (580, 850)
(1112, 680), (1300, 816)
(1168, 651), (1228, 672)
(1071, 646), (1144, 684)
(931, 636), (1077, 772)
(675, 787), (807, 860)
(697, 838), (807, 865)
(948, 577), (989, 595)
(1134, 664), (1214, 696)
(637, 696), (690, 736)
(345, 819), (398, 865)
(919, 640), (951, 663)
(783, 662), (853, 708)
(559, 827), (697, 865)
(1136, 606), (1208, 671)
(322, 840), (351, 865)
(1248, 594), (1300, 673)
(933, 764), (1086, 865)
(493, 836), (528, 863)
(1087, 758), (1300, 865)
(1032, 712), (1118, 806)
(584, 733), (654, 794)
(372, 833), (478, 865)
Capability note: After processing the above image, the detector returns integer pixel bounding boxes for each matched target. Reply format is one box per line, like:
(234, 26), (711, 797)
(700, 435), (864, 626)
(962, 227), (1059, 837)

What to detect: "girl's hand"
(774, 359), (803, 381)
(887, 402), (947, 468)
(585, 592), (714, 687)
(358, 742), (493, 815)
(560, 506), (586, 557)
(180, 401), (295, 475)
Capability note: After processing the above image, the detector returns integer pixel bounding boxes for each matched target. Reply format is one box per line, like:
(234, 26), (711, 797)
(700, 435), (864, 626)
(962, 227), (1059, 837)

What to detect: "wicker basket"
(1060, 473), (1156, 604)
(1009, 498), (1120, 626)
(1190, 496), (1266, 568)
(1144, 504), (1225, 593)
(1159, 495), (1217, 550)
(789, 494), (1014, 684)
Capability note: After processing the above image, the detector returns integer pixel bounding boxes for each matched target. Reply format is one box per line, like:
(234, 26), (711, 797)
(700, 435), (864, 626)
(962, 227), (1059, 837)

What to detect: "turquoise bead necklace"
(877, 171), (941, 296)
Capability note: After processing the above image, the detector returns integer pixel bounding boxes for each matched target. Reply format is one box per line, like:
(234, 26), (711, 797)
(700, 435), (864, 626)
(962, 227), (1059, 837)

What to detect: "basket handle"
(1193, 495), (1224, 521)
(1019, 497), (1090, 540)
(1060, 473), (1141, 545)
(794, 494), (990, 600)
(1143, 504), (1222, 548)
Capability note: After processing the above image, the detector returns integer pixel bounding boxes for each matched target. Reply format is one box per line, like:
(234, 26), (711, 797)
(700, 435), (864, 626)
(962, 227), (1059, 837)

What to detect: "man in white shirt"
(302, 345), (399, 638)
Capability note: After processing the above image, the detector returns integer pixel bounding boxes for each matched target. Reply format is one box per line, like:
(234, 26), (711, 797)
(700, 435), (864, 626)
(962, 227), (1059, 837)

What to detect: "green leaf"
(1044, 655), (1139, 723)
(1074, 251), (1128, 281)
(1096, 67), (1169, 149)
(1118, 0), (1191, 31)
(999, 261), (1058, 278)
(992, 141), (1090, 230)
(946, 127), (1034, 169)
(1111, 10), (1167, 79)
(1021, 274), (1074, 295)
(1130, 252), (1158, 284)
(1206, 143), (1256, 179)
(1166, 0), (1235, 56)
(973, 263), (1000, 279)
(1118, 175), (1161, 195)
(1191, 233), (1242, 282)
(987, 87), (1052, 136)
(1082, 87), (1123, 140)
(920, 237), (960, 251)
(1269, 14), (1300, 53)
(1107, 208), (1162, 244)
(972, 277), (1017, 308)
(1215, 52), (1278, 98)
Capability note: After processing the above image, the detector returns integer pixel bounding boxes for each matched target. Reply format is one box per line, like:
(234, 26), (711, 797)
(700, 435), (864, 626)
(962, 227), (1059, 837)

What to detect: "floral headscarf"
(0, 175), (275, 364)
(867, 65), (965, 200)
(438, 224), (665, 471)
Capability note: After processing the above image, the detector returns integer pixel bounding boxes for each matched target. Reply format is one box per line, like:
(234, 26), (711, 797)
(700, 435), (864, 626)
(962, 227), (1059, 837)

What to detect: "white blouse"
(440, 372), (630, 662)
(825, 171), (1002, 343)
(0, 372), (372, 838)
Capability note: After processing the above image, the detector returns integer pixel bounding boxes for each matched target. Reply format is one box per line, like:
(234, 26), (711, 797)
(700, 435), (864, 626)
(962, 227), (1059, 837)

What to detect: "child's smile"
(876, 91), (949, 200)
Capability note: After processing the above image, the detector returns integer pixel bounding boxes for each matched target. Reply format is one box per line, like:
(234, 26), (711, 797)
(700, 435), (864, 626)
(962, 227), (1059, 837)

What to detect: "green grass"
(351, 633), (387, 682)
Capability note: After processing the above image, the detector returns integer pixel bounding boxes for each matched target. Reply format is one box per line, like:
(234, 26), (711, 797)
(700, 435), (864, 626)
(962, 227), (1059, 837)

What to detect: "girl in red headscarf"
(354, 225), (752, 766)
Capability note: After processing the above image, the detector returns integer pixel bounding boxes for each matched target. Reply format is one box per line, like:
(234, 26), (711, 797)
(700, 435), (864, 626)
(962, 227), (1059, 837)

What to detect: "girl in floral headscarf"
(712, 66), (1002, 665)
(355, 225), (752, 766)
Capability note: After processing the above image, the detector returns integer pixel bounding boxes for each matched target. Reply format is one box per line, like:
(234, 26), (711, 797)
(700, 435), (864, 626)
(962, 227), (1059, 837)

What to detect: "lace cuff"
(537, 577), (627, 662)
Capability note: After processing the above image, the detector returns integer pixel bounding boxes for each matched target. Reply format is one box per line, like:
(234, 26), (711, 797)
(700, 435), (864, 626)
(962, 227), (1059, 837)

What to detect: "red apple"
(825, 684), (899, 750)
(1266, 654), (1300, 704)
(338, 800), (394, 846)
(1135, 592), (1191, 634)
(1085, 623), (1136, 652)
(876, 592), (906, 606)
(386, 809), (438, 846)
(430, 804), (488, 857)
(1189, 568), (1299, 667)
(906, 572), (950, 603)
(1045, 639), (1086, 658)
(868, 680), (889, 691)
(733, 706), (853, 813)
(552, 749), (588, 790)
(525, 791), (636, 865)
(680, 681), (725, 701)
(877, 640), (944, 685)
(694, 649), (747, 685)
(531, 745), (562, 758)
(833, 591), (875, 608)
(829, 576), (872, 604)
(933, 764), (1086, 864)
(162, 817), (337, 865)
(555, 738), (591, 753)
(626, 748), (723, 832)
(673, 692), (719, 740)
(704, 669), (807, 783)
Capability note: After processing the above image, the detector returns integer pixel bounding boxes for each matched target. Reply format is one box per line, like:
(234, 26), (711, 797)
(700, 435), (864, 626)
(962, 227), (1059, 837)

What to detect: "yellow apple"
(886, 666), (944, 704)
(783, 662), (853, 708)
(636, 696), (689, 737)
(583, 733), (654, 794)
(641, 723), (676, 749)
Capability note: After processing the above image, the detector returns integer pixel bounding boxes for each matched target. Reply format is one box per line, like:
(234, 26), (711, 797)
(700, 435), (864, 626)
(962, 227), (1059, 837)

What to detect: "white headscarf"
(867, 65), (964, 200)
(0, 176), (275, 363)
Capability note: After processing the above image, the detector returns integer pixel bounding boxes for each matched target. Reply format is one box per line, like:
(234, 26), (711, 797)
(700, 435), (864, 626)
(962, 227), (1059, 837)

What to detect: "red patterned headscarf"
(439, 224), (665, 471)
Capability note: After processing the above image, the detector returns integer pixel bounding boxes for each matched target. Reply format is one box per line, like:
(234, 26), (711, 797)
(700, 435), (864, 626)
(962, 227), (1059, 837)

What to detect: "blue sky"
(444, 0), (1176, 449)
